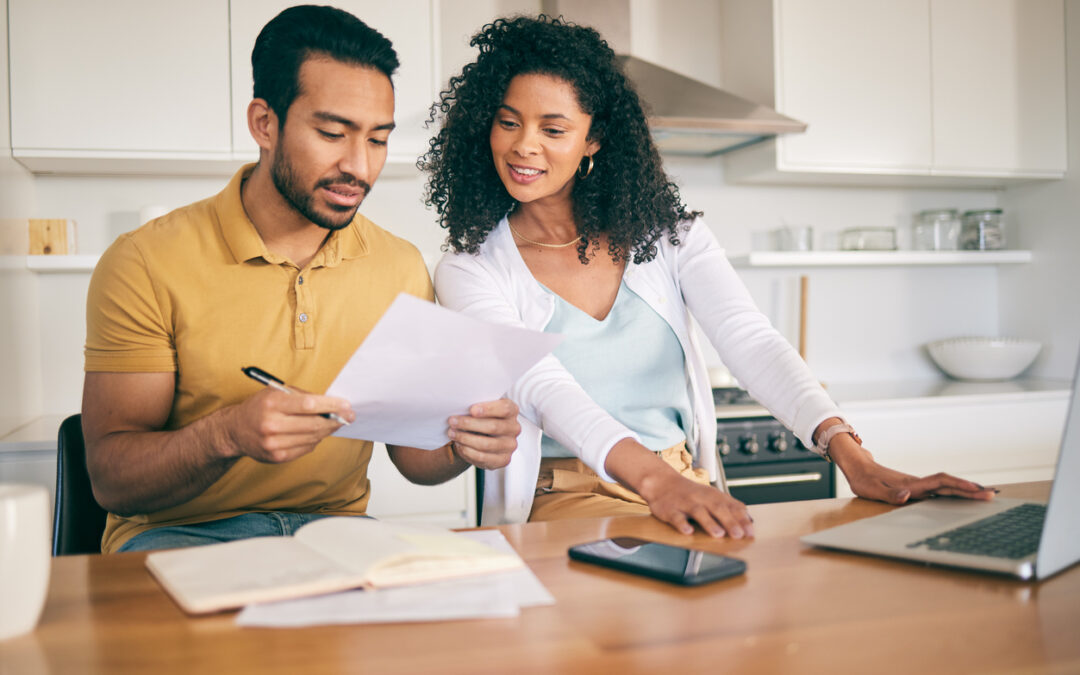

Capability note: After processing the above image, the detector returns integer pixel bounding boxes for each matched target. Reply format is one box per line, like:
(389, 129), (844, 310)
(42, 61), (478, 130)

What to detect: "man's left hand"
(447, 398), (521, 470)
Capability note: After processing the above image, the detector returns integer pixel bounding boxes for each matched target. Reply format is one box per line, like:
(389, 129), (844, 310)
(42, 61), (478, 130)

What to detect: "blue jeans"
(116, 512), (363, 553)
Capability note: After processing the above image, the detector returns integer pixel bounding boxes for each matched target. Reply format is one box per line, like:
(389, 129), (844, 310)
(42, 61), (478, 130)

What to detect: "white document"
(328, 293), (561, 450)
(235, 530), (555, 627)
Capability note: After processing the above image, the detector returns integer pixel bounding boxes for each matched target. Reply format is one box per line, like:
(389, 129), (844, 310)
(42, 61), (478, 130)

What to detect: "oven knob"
(716, 435), (731, 456)
(739, 434), (759, 455)
(769, 433), (789, 453)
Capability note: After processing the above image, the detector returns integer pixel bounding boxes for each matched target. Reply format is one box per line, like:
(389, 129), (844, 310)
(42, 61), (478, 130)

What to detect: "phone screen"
(568, 537), (746, 586)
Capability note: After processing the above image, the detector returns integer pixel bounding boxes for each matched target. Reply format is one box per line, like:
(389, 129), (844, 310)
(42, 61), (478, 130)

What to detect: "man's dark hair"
(419, 15), (700, 265)
(252, 5), (399, 125)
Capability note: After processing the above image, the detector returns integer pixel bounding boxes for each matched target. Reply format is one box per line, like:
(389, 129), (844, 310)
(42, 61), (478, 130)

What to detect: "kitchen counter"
(716, 376), (1071, 419)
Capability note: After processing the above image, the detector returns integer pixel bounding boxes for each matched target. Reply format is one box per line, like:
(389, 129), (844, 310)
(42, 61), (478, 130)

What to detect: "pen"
(241, 366), (349, 426)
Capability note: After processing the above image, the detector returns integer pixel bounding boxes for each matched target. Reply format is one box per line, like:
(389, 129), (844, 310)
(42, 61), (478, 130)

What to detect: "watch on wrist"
(814, 422), (862, 463)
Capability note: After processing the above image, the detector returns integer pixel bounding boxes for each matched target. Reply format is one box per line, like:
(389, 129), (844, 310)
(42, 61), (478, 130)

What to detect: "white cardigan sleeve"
(434, 250), (636, 482)
(676, 219), (842, 453)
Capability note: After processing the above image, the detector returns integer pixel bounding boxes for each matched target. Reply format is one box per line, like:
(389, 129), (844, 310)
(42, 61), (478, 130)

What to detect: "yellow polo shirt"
(85, 165), (433, 553)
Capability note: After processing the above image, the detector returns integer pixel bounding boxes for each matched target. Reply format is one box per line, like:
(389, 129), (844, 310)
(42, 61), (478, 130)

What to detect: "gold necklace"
(508, 221), (582, 249)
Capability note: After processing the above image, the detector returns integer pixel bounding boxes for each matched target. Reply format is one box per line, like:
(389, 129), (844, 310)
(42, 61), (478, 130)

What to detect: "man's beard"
(270, 143), (371, 231)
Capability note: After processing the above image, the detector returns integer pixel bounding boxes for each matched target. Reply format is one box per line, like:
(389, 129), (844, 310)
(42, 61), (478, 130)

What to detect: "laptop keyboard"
(906, 503), (1046, 560)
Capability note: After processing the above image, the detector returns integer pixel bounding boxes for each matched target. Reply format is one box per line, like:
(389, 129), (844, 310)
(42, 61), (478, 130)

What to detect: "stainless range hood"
(544, 0), (806, 156)
(618, 55), (807, 156)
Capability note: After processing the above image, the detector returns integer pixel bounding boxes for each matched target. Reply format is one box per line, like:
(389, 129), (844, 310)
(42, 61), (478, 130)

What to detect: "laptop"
(801, 346), (1080, 580)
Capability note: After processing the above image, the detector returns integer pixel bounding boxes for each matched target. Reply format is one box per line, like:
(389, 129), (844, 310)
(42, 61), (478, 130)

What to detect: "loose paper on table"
(328, 293), (561, 450)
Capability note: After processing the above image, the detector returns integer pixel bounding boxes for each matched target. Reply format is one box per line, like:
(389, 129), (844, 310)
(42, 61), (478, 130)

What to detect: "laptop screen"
(1036, 346), (1080, 578)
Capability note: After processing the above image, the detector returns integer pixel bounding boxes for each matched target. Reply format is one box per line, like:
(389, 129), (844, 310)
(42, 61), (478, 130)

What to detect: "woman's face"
(489, 73), (600, 207)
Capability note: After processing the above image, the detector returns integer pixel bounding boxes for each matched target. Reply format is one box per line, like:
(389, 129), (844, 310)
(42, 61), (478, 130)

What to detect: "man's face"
(270, 57), (395, 231)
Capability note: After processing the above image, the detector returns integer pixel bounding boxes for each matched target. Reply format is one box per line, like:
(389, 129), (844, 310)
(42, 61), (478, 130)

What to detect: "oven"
(713, 389), (835, 504)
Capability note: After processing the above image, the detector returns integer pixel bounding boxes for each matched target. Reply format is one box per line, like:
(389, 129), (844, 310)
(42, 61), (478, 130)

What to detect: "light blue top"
(540, 281), (693, 458)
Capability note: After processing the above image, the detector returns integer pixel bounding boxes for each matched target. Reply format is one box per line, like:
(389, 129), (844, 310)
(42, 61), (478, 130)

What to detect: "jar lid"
(917, 208), (959, 216)
(961, 209), (1003, 216)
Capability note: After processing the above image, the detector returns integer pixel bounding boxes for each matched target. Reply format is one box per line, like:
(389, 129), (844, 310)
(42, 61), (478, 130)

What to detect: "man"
(83, 5), (518, 554)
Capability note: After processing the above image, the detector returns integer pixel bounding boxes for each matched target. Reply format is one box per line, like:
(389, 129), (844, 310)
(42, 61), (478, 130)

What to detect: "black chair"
(52, 414), (109, 555)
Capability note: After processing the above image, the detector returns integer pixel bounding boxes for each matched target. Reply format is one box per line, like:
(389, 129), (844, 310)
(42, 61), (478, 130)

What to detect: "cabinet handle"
(726, 472), (823, 488)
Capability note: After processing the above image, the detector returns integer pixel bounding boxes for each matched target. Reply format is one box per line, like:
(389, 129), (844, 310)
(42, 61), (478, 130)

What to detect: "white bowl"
(926, 337), (1042, 381)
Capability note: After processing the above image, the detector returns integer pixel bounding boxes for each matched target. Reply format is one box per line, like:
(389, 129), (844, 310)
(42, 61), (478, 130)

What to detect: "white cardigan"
(435, 217), (843, 525)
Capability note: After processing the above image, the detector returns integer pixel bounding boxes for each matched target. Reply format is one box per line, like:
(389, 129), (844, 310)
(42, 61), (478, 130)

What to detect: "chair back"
(52, 414), (108, 555)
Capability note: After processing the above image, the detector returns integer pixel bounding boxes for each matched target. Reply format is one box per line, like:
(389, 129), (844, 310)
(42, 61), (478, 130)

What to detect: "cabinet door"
(774, 0), (933, 173)
(8, 0), (231, 156)
(229, 1), (435, 164)
(930, 0), (1067, 176)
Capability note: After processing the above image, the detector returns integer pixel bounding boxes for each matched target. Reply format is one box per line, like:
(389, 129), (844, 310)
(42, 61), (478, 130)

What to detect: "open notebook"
(802, 345), (1080, 581)
(145, 517), (524, 614)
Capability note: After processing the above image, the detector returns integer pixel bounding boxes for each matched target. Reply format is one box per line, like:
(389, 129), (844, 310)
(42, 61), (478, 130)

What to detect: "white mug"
(0, 484), (52, 640)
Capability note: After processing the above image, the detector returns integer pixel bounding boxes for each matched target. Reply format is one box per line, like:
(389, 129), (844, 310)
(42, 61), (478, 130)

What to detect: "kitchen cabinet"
(720, 0), (1067, 187)
(8, 0), (233, 174)
(835, 389), (1069, 497)
(8, 0), (436, 176)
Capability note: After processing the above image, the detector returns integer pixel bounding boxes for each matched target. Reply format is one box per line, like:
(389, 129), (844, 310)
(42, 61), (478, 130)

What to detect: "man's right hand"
(83, 371), (354, 516)
(220, 387), (355, 463)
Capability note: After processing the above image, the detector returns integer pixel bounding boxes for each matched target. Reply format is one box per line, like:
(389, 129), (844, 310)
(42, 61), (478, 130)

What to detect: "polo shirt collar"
(217, 164), (369, 268)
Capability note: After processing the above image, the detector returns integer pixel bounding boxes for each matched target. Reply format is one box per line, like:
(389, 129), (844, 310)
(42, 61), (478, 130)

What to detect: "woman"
(411, 15), (993, 537)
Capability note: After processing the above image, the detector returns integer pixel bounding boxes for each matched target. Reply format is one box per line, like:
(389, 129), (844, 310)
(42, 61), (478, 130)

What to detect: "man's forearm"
(88, 407), (241, 516)
(386, 443), (470, 486)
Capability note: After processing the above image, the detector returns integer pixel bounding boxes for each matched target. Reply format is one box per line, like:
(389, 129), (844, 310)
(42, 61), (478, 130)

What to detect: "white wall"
(1, 0), (45, 434)
(667, 156), (1003, 383)
(998, 0), (1080, 379)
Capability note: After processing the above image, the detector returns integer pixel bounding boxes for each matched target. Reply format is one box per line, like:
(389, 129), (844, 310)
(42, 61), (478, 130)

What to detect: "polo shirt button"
(298, 313), (309, 323)
(298, 275), (304, 285)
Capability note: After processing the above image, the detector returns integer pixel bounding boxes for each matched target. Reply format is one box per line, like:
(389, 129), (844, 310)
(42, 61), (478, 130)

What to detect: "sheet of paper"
(328, 293), (561, 449)
(235, 531), (554, 628)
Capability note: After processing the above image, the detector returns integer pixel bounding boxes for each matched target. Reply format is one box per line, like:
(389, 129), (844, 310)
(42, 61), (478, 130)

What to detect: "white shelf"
(729, 250), (1033, 267)
(24, 255), (100, 273)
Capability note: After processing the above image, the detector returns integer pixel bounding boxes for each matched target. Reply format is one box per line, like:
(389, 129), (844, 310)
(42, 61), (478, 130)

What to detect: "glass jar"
(913, 209), (961, 250)
(840, 227), (897, 251)
(960, 209), (1005, 250)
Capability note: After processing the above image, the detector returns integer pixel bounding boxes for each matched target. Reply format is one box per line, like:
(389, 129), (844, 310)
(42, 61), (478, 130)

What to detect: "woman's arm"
(436, 250), (755, 537)
(677, 220), (993, 503)
(816, 419), (995, 502)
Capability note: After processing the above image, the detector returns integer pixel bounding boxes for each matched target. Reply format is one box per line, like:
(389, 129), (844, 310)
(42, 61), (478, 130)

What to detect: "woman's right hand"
(639, 470), (754, 538)
(605, 438), (754, 538)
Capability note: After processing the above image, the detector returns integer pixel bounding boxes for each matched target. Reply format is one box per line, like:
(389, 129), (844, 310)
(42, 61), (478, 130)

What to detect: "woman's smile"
(507, 163), (546, 184)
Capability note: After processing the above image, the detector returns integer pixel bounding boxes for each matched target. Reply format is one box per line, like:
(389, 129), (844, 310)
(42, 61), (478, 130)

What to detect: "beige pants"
(529, 443), (711, 521)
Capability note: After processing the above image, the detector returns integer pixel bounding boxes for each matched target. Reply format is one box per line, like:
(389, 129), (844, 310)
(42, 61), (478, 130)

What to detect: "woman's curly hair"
(419, 14), (701, 264)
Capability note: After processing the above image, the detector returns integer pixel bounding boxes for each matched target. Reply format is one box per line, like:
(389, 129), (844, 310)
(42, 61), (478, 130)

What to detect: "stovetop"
(712, 387), (771, 419)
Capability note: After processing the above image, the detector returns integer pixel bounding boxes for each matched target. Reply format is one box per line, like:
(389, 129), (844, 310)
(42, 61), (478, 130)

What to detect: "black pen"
(242, 366), (349, 426)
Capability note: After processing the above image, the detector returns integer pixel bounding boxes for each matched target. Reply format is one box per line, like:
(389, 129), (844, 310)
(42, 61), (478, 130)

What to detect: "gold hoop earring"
(578, 155), (594, 179)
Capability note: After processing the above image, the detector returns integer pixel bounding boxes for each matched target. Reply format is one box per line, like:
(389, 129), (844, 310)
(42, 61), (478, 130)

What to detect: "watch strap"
(815, 422), (861, 462)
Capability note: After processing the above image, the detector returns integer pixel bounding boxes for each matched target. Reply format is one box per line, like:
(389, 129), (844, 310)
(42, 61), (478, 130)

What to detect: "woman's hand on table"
(606, 439), (754, 538)
(640, 472), (754, 539)
(828, 433), (997, 504)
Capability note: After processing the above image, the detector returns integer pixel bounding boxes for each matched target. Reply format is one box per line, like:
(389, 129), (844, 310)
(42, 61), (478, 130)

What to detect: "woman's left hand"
(829, 434), (996, 504)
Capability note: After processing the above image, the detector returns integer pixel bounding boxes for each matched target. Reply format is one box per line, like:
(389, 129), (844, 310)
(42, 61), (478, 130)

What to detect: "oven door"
(724, 458), (834, 505)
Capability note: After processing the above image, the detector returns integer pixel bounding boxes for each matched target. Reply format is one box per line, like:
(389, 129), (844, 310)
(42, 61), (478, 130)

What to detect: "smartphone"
(568, 537), (747, 586)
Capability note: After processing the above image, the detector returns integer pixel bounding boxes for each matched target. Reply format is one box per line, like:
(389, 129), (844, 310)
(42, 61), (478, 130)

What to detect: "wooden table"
(2, 482), (1077, 674)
